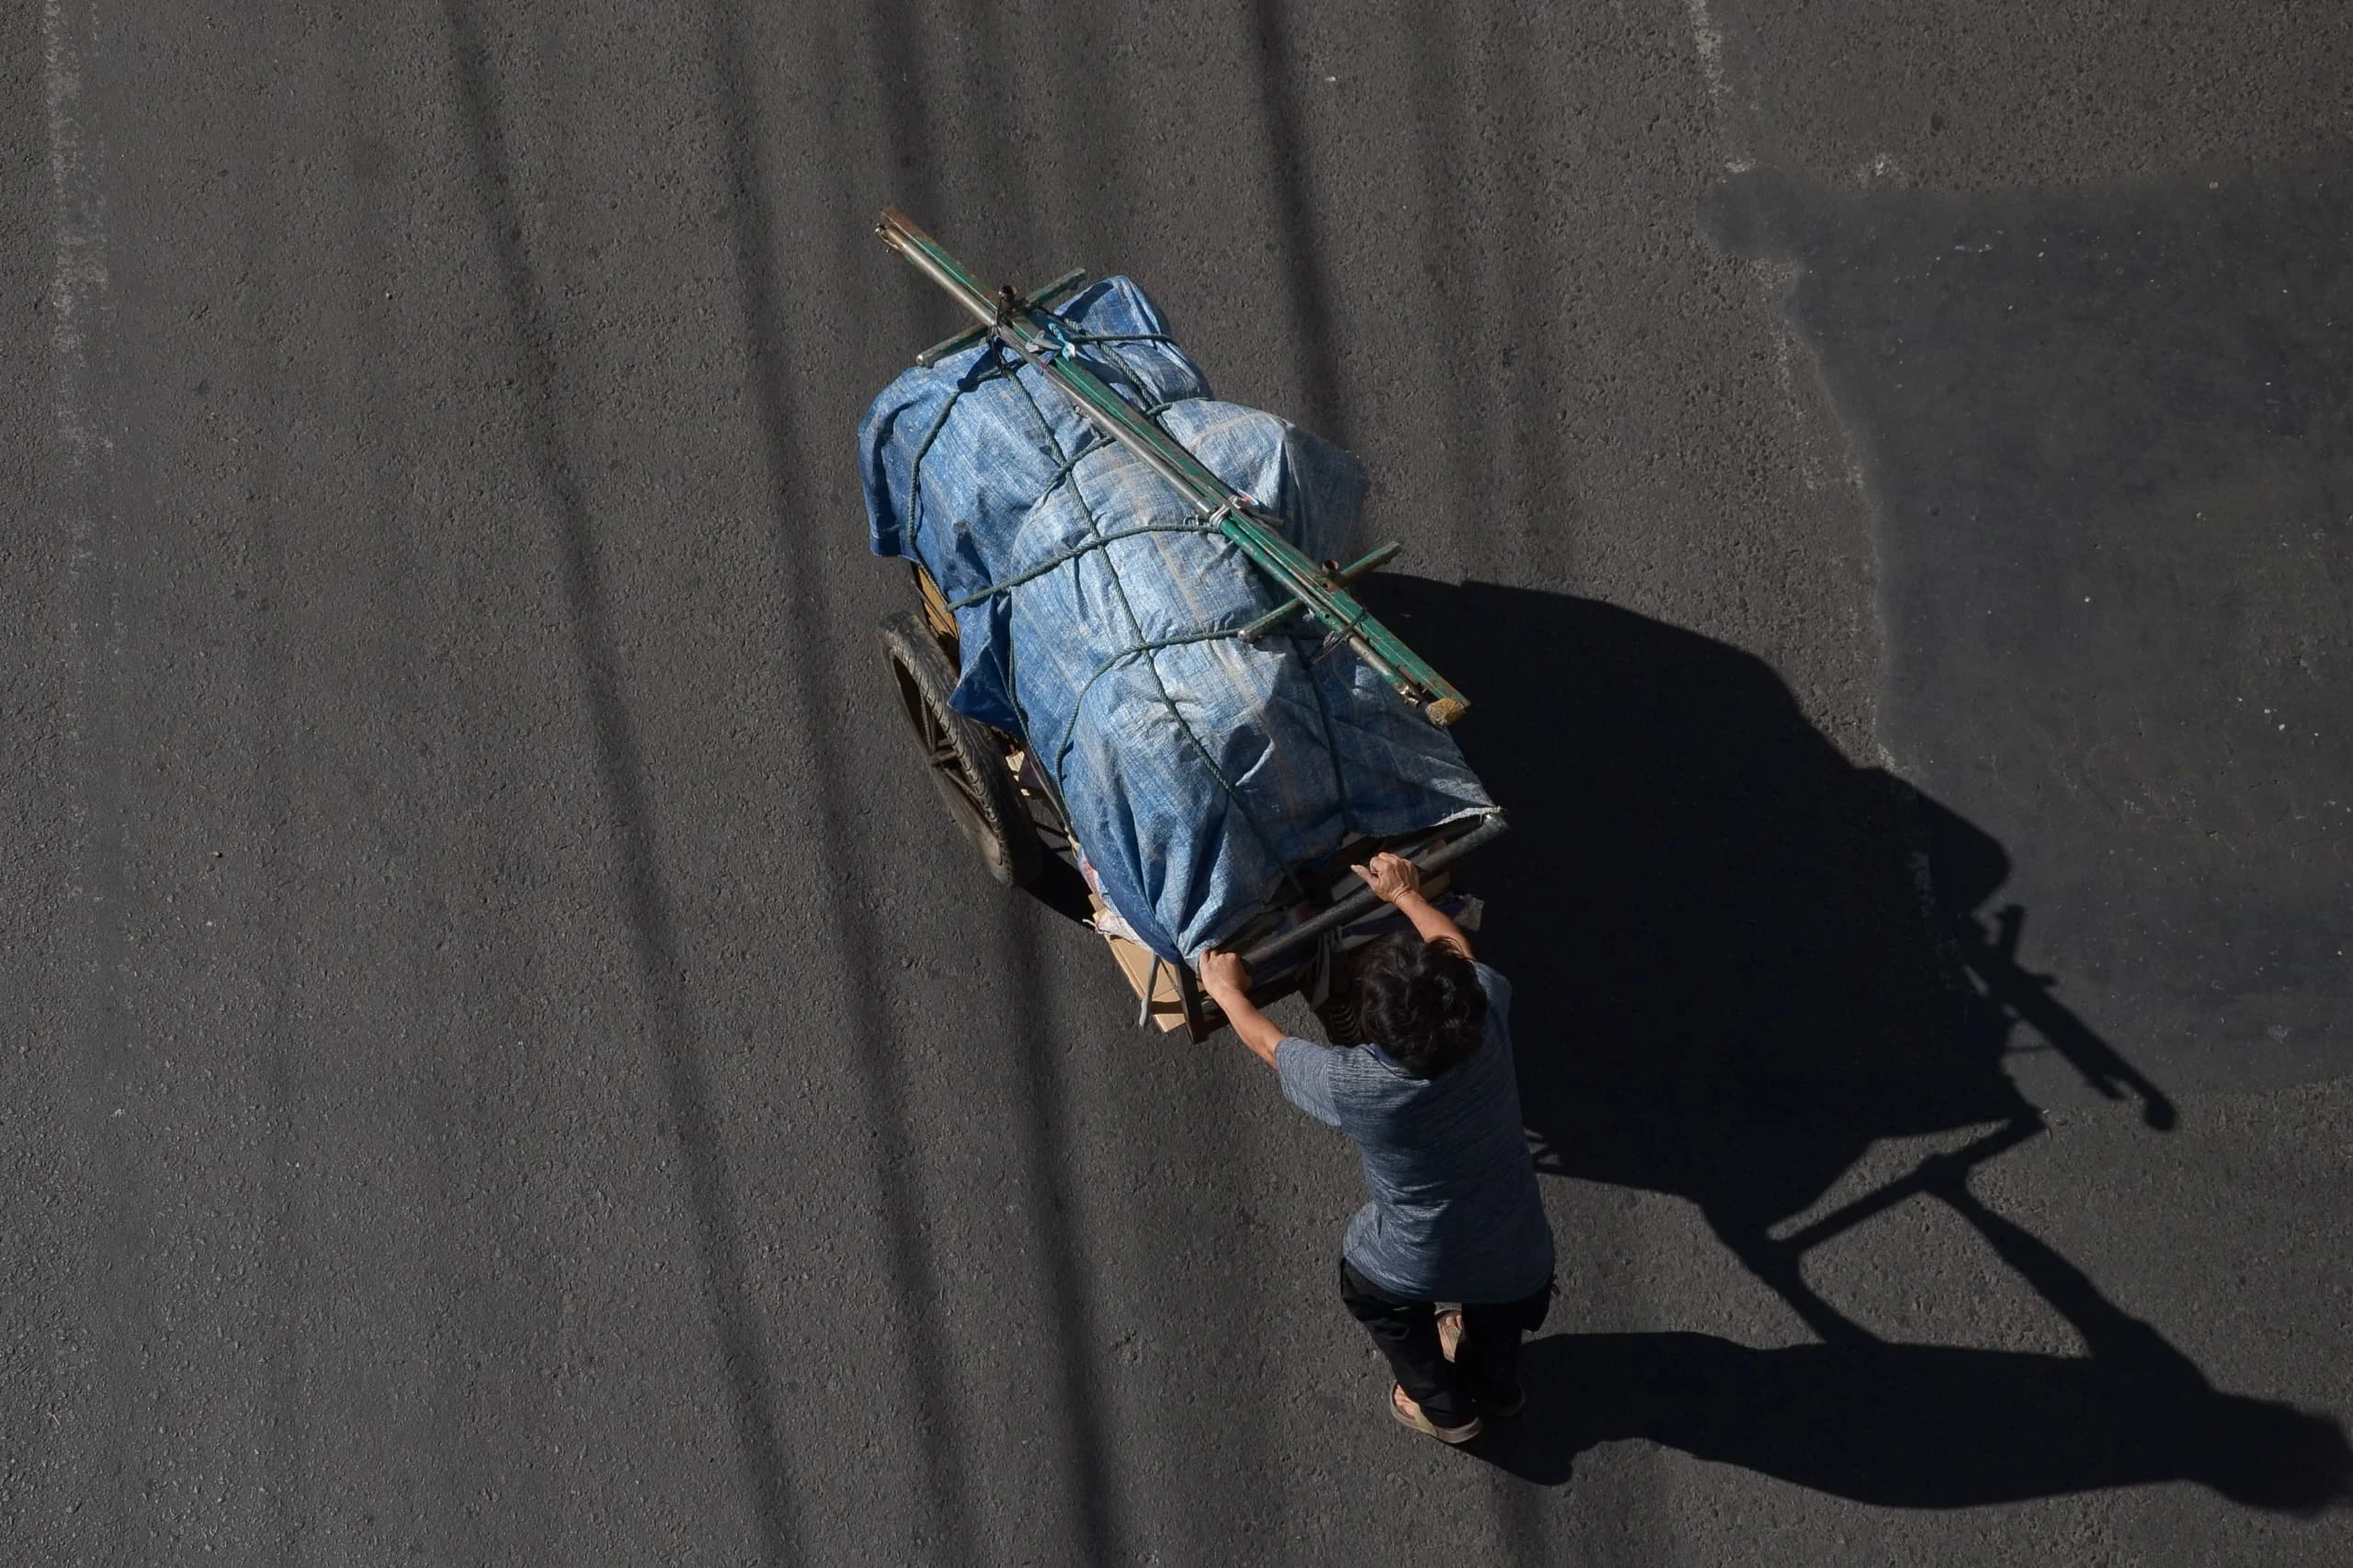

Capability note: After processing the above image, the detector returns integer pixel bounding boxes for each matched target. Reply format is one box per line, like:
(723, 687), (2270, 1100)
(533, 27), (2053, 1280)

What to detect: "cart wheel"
(878, 610), (1042, 888)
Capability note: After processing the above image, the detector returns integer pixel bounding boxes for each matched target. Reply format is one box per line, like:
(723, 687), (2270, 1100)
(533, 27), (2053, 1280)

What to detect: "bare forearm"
(1210, 987), (1286, 1067)
(1196, 949), (1289, 1068)
(1394, 891), (1472, 960)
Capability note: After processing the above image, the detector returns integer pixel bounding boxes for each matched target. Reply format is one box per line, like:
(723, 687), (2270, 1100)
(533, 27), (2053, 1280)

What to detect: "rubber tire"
(878, 610), (1042, 889)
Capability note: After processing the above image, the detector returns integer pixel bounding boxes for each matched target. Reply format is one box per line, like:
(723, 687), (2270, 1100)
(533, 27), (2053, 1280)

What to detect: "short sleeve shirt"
(1276, 963), (1554, 1302)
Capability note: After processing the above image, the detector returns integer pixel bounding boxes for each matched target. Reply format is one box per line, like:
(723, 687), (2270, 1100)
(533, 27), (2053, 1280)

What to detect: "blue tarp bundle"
(859, 278), (1492, 960)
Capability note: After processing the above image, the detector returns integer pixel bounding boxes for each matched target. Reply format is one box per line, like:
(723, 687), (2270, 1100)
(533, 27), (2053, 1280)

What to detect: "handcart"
(866, 210), (1508, 1040)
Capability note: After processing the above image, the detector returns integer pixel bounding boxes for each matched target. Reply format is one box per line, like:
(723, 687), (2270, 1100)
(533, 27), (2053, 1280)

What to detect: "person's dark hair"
(1351, 933), (1487, 1076)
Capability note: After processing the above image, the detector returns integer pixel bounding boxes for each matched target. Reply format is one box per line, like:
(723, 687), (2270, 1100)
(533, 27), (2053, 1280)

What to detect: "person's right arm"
(1352, 850), (1472, 960)
(1198, 950), (1287, 1069)
(1199, 950), (1346, 1128)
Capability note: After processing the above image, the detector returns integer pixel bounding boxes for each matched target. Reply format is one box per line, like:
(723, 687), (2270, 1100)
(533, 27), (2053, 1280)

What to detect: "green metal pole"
(875, 209), (1471, 726)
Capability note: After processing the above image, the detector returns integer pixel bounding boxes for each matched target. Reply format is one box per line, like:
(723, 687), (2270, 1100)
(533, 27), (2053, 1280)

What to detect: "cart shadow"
(1354, 574), (2351, 1512)
(1356, 574), (2151, 1216)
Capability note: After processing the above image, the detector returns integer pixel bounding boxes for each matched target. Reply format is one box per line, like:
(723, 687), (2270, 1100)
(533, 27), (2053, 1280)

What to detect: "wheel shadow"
(1354, 574), (2351, 1512)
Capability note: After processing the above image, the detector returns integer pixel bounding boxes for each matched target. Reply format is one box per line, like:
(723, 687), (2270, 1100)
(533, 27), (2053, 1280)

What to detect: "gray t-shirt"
(1277, 963), (1554, 1302)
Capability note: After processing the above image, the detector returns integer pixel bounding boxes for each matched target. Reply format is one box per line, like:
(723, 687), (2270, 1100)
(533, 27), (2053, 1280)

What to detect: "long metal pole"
(876, 209), (1471, 726)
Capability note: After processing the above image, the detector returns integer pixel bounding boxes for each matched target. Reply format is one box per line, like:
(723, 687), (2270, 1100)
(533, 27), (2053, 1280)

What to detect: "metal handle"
(1233, 810), (1509, 970)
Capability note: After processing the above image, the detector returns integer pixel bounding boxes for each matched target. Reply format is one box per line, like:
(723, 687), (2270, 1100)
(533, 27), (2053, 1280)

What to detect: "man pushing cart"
(858, 213), (1554, 1441)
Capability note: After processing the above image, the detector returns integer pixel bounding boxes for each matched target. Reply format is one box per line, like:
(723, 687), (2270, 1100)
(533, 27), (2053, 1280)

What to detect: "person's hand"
(1199, 949), (1251, 1001)
(1199, 949), (1283, 1066)
(1352, 851), (1421, 905)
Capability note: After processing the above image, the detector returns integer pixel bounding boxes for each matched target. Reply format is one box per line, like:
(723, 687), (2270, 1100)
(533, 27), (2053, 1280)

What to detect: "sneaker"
(1391, 1384), (1482, 1444)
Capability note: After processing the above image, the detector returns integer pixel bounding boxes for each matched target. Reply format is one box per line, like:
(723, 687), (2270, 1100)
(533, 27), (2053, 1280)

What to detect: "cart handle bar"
(1234, 810), (1509, 971)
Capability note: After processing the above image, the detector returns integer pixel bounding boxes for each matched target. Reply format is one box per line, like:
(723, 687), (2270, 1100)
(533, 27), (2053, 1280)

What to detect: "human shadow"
(1475, 1173), (2352, 1512)
(1353, 574), (2349, 1510)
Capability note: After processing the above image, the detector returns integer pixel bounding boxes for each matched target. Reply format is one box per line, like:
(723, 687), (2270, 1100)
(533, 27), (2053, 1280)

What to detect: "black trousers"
(1338, 1258), (1553, 1429)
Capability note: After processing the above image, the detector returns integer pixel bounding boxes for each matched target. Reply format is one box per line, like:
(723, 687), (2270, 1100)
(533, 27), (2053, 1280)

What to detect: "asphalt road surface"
(11, 1), (2352, 1563)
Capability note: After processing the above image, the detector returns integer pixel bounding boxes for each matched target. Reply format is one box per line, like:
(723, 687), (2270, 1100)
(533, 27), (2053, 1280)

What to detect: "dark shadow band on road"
(699, 0), (1001, 1555)
(929, 24), (1138, 1561)
(1246, 0), (1347, 438)
(708, 0), (1142, 1555)
(441, 7), (801, 1562)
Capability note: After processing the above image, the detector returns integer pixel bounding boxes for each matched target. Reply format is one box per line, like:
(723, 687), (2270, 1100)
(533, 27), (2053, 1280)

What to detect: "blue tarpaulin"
(859, 277), (1492, 960)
